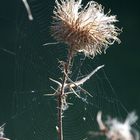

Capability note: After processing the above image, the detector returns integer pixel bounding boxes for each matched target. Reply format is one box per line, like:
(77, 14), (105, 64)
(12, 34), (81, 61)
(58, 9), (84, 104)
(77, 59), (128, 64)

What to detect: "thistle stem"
(57, 48), (73, 140)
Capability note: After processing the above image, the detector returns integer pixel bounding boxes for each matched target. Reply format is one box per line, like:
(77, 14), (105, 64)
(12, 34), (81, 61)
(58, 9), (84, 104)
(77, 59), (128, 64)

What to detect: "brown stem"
(57, 48), (73, 140)
(57, 95), (63, 140)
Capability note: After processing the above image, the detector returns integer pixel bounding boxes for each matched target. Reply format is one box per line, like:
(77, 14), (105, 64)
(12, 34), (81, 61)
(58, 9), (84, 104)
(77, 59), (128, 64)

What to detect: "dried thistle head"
(51, 0), (121, 57)
(96, 111), (139, 140)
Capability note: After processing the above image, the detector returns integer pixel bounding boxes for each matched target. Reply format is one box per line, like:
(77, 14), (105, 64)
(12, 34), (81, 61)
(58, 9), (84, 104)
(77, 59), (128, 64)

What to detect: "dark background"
(0, 0), (140, 139)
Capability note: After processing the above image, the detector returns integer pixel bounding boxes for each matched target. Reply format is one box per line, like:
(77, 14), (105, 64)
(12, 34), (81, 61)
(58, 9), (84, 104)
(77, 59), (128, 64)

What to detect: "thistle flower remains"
(95, 111), (140, 140)
(51, 0), (121, 57)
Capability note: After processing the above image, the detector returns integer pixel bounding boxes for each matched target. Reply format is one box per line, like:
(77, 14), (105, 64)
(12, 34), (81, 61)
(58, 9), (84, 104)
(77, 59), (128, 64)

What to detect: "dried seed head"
(51, 0), (121, 57)
(105, 112), (139, 140)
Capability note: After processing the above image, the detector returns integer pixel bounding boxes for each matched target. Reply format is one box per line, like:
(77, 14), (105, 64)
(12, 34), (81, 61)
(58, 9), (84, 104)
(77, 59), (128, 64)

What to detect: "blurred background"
(0, 0), (140, 140)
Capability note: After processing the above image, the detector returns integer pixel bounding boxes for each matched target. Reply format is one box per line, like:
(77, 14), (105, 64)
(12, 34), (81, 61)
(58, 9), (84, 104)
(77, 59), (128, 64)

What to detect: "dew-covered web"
(2, 0), (133, 140)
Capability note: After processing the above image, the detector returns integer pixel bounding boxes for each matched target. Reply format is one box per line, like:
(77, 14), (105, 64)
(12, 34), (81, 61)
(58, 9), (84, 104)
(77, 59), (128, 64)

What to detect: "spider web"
(1, 0), (133, 140)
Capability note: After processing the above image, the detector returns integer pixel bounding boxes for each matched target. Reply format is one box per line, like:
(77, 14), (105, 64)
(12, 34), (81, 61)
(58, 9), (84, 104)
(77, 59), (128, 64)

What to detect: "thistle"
(51, 0), (121, 57)
(50, 1), (122, 140)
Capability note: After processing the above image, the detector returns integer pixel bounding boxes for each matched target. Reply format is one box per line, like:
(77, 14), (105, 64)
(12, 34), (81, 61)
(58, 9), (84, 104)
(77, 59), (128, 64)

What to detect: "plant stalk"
(57, 48), (73, 140)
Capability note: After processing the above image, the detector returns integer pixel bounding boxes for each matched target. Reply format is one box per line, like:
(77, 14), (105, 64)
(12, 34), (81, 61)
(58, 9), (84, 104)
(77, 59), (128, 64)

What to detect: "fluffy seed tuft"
(51, 0), (121, 57)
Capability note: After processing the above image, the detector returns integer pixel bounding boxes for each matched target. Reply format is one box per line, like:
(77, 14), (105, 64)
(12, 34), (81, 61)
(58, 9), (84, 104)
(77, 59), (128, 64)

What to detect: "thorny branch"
(57, 48), (73, 140)
(45, 61), (104, 140)
(45, 65), (104, 102)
